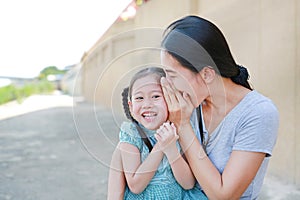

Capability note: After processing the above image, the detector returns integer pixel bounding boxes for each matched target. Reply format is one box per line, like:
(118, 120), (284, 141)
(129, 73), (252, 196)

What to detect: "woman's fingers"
(183, 92), (193, 108)
(161, 77), (172, 106)
(161, 77), (173, 105)
(161, 77), (179, 107)
(161, 77), (191, 109)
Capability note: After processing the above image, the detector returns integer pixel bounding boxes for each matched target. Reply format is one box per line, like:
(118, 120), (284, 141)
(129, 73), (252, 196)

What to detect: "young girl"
(118, 67), (207, 199)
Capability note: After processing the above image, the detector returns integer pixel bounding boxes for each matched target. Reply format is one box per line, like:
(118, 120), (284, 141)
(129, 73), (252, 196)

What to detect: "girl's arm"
(107, 144), (125, 200)
(155, 122), (195, 189)
(119, 142), (164, 194)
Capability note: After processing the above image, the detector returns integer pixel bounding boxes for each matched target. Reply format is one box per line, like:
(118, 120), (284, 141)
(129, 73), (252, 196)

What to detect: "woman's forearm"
(169, 107), (263, 199)
(178, 124), (231, 198)
(178, 124), (264, 200)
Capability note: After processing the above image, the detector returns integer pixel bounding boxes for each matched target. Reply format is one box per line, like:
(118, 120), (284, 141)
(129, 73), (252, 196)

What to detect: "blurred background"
(0, 0), (299, 199)
(79, 0), (300, 191)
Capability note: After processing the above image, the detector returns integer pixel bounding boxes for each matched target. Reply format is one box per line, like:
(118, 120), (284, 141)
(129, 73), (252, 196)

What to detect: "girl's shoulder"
(119, 121), (143, 149)
(120, 121), (138, 134)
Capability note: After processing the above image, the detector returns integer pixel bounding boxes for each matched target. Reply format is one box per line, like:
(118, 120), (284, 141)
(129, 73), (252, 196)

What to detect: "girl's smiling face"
(129, 74), (168, 130)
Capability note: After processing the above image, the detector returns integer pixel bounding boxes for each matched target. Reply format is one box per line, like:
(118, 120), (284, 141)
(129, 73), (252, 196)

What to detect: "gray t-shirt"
(191, 90), (279, 199)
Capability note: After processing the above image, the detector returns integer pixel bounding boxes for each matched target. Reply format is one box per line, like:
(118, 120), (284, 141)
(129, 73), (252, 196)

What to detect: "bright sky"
(0, 0), (132, 78)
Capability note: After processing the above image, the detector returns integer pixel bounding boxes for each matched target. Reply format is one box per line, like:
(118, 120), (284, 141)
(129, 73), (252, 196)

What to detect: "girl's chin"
(142, 123), (160, 131)
(144, 125), (157, 130)
(140, 117), (167, 130)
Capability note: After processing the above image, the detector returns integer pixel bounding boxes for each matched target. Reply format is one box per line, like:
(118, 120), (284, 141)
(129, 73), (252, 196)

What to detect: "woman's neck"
(202, 77), (250, 133)
(205, 78), (249, 110)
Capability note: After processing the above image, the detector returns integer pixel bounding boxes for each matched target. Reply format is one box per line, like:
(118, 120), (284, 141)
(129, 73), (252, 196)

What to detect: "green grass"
(0, 80), (55, 105)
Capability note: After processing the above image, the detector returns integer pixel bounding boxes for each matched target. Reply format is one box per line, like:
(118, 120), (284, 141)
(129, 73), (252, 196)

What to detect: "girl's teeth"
(143, 113), (156, 117)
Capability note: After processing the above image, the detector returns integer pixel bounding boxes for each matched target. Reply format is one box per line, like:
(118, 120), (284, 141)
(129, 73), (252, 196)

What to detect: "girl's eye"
(152, 95), (161, 99)
(134, 96), (143, 101)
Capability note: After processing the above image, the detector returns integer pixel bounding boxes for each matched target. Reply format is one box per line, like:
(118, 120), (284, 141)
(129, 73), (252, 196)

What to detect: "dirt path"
(0, 94), (121, 200)
(0, 93), (299, 200)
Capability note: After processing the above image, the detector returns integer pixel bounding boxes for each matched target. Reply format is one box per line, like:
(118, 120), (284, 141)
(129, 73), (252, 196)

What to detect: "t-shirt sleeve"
(233, 101), (279, 157)
(119, 122), (143, 150)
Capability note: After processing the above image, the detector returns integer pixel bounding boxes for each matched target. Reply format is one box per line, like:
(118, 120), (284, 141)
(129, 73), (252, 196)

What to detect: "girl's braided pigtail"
(122, 87), (136, 122)
(121, 87), (153, 152)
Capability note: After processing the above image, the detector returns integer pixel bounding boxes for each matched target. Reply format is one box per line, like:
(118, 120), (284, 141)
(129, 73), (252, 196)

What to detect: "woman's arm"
(107, 144), (126, 200)
(161, 78), (266, 199)
(155, 122), (195, 189)
(178, 123), (265, 199)
(120, 142), (164, 194)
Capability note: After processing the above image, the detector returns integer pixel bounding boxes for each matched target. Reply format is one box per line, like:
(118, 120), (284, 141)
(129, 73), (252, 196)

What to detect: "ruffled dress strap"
(119, 122), (143, 150)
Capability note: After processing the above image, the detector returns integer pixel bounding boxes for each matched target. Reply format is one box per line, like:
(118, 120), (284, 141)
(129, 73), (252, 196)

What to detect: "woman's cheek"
(174, 76), (189, 90)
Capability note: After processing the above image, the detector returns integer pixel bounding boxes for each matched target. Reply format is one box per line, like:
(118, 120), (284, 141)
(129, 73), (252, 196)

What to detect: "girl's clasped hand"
(155, 122), (178, 154)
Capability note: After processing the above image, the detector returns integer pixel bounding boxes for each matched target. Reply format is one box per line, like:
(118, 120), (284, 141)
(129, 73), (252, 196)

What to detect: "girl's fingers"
(162, 122), (172, 132)
(157, 127), (162, 133)
(159, 123), (178, 141)
(154, 133), (162, 142)
(171, 123), (177, 132)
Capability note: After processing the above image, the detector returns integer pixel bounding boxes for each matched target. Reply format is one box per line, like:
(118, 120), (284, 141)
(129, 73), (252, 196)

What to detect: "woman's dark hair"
(161, 15), (252, 90)
(121, 67), (166, 151)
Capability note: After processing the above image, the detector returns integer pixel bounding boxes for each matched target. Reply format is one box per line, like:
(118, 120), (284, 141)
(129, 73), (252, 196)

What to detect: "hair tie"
(232, 65), (249, 82)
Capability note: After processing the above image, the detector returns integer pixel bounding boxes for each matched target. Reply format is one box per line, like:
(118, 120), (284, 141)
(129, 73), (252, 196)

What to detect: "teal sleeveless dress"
(119, 122), (208, 200)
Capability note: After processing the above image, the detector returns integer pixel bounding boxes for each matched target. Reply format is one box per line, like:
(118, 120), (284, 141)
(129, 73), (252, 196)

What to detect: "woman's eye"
(152, 95), (161, 99)
(167, 74), (176, 79)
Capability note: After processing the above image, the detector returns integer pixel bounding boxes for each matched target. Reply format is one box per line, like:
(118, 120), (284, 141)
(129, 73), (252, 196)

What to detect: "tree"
(38, 66), (66, 80)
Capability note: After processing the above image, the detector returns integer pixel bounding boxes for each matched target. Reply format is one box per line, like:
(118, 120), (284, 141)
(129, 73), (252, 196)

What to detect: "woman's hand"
(160, 77), (194, 130)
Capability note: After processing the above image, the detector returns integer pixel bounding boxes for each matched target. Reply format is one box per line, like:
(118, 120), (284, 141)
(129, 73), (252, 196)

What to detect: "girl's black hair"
(161, 15), (252, 90)
(121, 67), (166, 152)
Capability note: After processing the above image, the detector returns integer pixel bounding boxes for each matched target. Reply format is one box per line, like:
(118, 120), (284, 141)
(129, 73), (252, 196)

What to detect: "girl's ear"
(199, 66), (216, 84)
(128, 101), (136, 121)
(128, 101), (133, 113)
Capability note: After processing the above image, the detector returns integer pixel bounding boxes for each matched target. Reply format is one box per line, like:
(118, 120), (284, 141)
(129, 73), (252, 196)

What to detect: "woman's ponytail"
(231, 65), (252, 90)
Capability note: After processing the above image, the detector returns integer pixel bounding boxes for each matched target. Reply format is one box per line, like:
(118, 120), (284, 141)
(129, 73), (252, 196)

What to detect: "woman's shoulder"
(227, 90), (279, 127)
(240, 90), (278, 113)
(234, 90), (279, 129)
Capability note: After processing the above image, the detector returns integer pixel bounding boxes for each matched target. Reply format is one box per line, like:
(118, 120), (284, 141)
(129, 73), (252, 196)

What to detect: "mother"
(108, 15), (279, 200)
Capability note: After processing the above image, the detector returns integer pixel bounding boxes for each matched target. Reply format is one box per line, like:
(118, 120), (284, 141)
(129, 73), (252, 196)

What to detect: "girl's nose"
(142, 98), (153, 108)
